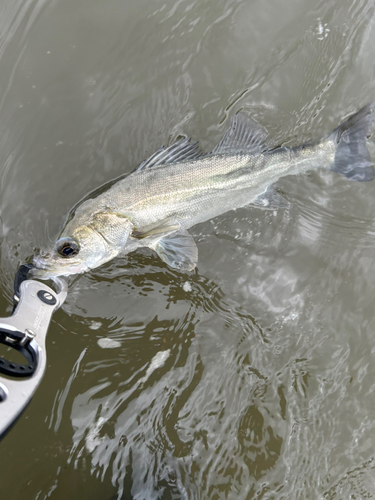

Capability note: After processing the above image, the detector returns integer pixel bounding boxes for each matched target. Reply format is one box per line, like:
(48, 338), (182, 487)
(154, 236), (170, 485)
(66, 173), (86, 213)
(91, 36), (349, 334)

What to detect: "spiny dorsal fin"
(135, 138), (204, 172)
(212, 112), (271, 155)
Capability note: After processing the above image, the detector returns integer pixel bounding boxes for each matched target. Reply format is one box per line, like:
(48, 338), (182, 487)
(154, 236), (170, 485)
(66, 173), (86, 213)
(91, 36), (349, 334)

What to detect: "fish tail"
(330, 102), (375, 181)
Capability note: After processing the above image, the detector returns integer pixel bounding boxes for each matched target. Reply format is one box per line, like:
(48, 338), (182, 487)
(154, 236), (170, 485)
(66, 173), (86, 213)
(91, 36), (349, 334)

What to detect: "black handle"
(0, 329), (37, 378)
(13, 264), (35, 301)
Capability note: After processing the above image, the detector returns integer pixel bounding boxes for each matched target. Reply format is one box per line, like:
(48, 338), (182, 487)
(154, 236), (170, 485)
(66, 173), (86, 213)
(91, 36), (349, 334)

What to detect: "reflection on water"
(1, 0), (375, 499)
(51, 277), (278, 498)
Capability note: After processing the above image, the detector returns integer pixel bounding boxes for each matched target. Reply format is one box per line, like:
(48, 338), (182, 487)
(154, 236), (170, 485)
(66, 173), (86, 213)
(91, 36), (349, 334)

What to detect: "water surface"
(1, 0), (375, 498)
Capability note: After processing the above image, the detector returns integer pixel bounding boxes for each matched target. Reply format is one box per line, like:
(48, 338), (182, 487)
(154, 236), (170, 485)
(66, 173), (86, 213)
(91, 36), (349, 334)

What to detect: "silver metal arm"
(0, 278), (67, 438)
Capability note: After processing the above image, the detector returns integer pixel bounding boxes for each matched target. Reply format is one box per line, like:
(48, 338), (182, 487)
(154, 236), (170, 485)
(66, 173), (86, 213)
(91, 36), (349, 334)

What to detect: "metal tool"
(0, 265), (67, 438)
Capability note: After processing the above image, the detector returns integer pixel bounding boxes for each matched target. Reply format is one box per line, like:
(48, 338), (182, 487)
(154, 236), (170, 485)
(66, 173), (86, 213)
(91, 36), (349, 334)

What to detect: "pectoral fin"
(132, 219), (180, 238)
(151, 229), (198, 271)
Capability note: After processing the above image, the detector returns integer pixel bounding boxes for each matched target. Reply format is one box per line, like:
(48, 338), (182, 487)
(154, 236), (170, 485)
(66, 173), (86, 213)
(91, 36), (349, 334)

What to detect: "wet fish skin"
(32, 103), (375, 278)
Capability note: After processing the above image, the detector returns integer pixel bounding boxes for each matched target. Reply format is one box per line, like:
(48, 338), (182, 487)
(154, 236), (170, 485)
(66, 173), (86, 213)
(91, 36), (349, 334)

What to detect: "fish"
(32, 103), (375, 278)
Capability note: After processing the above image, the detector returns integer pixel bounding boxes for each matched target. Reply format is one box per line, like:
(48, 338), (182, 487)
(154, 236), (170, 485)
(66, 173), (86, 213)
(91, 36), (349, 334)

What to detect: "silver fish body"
(32, 104), (375, 278)
(84, 145), (332, 232)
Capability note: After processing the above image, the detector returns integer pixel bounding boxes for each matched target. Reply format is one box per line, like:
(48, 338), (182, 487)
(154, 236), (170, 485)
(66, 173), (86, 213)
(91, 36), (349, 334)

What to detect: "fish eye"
(56, 238), (80, 258)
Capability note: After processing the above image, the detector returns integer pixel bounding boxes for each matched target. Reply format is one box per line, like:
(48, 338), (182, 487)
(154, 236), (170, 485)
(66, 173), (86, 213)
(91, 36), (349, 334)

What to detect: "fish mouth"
(31, 254), (88, 278)
(32, 255), (49, 270)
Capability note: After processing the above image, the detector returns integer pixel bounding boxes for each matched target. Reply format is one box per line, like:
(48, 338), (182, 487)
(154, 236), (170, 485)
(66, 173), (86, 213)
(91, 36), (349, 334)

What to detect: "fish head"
(32, 210), (133, 278)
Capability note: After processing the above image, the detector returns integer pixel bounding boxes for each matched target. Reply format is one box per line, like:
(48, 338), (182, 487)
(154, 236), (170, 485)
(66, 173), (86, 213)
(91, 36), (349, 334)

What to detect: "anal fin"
(252, 187), (288, 209)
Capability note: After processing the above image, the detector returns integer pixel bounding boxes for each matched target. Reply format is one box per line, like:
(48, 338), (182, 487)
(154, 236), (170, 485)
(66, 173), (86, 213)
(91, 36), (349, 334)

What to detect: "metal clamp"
(0, 271), (67, 438)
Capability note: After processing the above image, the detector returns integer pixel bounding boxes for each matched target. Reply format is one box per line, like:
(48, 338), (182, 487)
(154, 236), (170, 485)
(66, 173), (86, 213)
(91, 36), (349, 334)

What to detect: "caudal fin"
(330, 103), (375, 181)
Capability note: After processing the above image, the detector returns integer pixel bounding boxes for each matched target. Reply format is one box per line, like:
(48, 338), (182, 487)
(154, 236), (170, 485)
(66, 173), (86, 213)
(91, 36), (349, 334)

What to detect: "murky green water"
(1, 0), (375, 498)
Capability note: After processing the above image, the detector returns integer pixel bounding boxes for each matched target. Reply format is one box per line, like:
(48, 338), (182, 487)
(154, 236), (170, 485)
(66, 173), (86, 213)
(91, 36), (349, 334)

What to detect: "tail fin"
(330, 102), (375, 181)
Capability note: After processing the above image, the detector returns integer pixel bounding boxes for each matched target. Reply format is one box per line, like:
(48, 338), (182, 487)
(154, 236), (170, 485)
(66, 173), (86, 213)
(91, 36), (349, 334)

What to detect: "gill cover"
(33, 212), (133, 278)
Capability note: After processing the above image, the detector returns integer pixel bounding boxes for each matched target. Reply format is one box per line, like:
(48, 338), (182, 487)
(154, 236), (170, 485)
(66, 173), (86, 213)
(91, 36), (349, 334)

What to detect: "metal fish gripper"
(0, 265), (67, 438)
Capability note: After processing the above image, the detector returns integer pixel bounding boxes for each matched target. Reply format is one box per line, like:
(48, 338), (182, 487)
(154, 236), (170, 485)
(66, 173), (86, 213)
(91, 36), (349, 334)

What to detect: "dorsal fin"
(135, 138), (204, 172)
(212, 113), (271, 155)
